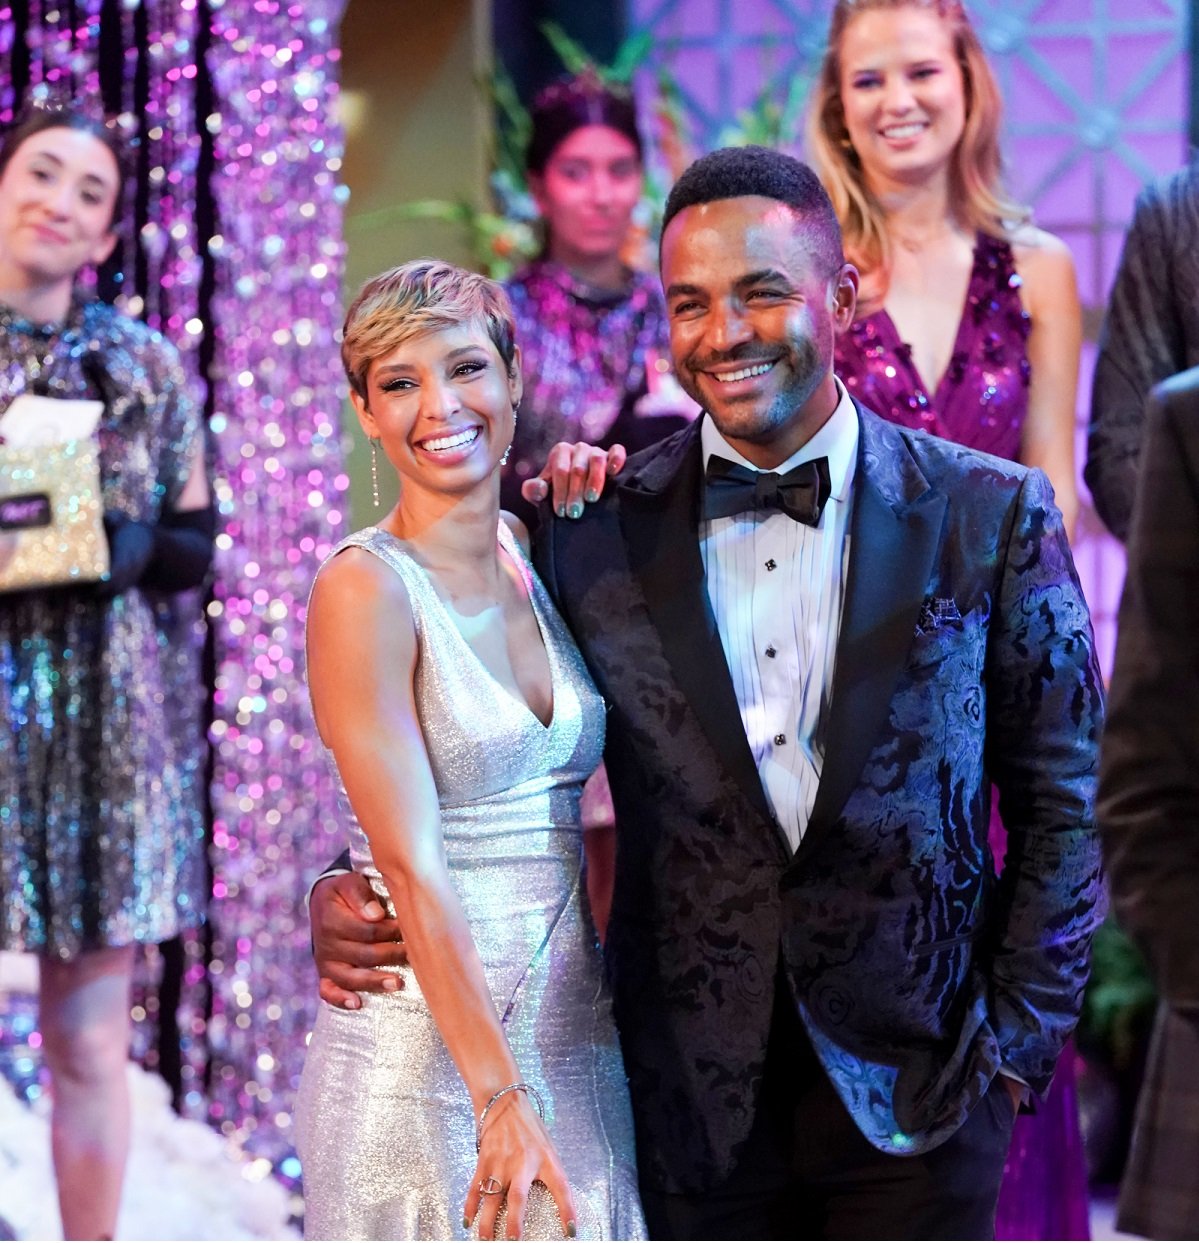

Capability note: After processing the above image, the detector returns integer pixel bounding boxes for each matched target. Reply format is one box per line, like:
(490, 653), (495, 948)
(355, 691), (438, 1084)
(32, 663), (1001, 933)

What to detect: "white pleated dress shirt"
(699, 382), (859, 852)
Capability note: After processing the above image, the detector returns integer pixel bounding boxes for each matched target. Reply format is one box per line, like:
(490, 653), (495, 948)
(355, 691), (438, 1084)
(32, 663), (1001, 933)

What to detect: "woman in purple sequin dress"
(501, 75), (695, 531)
(809, 2), (1087, 1237)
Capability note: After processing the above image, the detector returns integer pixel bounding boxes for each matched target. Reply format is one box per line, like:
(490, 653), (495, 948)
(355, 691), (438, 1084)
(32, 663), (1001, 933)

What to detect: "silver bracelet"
(475, 1081), (545, 1152)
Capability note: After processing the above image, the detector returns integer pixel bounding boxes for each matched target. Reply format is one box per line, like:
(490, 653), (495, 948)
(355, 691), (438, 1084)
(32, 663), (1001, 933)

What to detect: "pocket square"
(916, 596), (962, 635)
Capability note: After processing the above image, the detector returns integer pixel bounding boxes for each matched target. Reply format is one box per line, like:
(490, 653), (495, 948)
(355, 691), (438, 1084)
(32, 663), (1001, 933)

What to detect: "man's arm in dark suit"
(1099, 371), (1199, 1011)
(1087, 178), (1189, 540)
(983, 466), (1107, 1092)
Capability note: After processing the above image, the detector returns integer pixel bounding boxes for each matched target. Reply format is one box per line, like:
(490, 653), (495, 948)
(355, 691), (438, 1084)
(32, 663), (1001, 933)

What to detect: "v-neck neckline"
(374, 523), (558, 733)
(872, 235), (982, 405)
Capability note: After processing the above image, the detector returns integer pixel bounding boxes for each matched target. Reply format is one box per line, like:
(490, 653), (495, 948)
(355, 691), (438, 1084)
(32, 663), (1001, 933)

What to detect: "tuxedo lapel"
(798, 411), (948, 862)
(617, 426), (777, 830)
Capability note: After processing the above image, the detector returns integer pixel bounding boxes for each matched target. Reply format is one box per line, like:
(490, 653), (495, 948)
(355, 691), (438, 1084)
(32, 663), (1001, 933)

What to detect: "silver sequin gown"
(0, 299), (207, 956)
(295, 525), (645, 1241)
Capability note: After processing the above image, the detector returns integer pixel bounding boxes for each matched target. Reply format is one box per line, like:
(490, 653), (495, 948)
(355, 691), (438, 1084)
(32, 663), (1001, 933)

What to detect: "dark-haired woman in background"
(501, 72), (696, 530)
(0, 105), (213, 1239)
(808, 1), (1087, 1238)
(501, 73), (697, 922)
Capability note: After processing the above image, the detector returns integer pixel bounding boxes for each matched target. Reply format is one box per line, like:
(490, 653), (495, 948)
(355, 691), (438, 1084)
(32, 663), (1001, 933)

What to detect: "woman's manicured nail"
(568, 502), (583, 519)
(584, 489), (599, 503)
(566, 1220), (577, 1238)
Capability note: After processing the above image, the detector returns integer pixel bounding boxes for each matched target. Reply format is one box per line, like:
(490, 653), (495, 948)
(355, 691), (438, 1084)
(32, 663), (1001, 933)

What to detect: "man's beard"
(689, 334), (827, 444)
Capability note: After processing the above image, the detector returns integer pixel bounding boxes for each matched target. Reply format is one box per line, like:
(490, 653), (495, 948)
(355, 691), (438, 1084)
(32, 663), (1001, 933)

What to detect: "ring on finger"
(478, 1176), (503, 1196)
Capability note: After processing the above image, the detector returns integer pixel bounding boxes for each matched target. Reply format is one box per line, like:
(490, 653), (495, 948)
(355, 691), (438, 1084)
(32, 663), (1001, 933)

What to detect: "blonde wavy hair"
(341, 259), (517, 402)
(805, 0), (1029, 308)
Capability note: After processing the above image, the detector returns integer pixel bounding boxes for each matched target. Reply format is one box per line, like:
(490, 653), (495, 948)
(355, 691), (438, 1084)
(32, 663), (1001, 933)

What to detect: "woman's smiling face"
(529, 124), (643, 271)
(837, 5), (968, 193)
(0, 125), (120, 294)
(354, 321), (522, 497)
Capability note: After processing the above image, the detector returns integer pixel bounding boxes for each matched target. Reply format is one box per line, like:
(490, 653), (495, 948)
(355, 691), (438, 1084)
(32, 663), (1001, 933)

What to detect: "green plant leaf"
(540, 21), (594, 77)
(483, 62), (532, 185)
(610, 30), (655, 81)
(346, 198), (472, 234)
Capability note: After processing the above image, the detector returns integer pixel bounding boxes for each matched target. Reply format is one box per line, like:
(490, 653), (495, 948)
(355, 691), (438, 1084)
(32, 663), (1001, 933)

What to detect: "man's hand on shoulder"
(310, 871), (408, 1008)
(519, 441), (626, 519)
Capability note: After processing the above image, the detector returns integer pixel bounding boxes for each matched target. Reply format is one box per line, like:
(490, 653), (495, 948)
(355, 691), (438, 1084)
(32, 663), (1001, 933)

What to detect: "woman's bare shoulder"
(1009, 223), (1075, 272)
(500, 510), (532, 556)
(1008, 225), (1078, 315)
(310, 544), (412, 626)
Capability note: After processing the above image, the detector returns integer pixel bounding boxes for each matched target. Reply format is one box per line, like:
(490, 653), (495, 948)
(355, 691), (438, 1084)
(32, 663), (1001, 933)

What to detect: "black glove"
(139, 504), (216, 591)
(84, 351), (216, 598)
(96, 504), (216, 598)
(96, 511), (156, 598)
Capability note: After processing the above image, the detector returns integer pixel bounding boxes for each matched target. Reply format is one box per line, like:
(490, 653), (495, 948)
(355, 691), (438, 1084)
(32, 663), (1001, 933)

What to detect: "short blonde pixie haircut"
(806, 0), (1029, 304)
(341, 259), (517, 402)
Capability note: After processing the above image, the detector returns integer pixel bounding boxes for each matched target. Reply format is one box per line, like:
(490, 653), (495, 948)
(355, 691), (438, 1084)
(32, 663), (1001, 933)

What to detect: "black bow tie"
(703, 454), (832, 526)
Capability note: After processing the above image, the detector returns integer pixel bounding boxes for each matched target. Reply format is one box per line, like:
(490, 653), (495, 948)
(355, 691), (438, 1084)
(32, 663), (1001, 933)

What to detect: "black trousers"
(639, 994), (1017, 1241)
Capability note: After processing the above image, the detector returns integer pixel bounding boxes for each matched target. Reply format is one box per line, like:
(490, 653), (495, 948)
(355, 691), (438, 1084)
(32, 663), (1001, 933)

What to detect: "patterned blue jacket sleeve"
(983, 466), (1106, 1089)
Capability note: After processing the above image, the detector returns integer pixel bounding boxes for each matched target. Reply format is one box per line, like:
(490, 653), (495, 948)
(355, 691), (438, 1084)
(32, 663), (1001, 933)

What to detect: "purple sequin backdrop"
(203, 0), (346, 1158)
(0, 0), (348, 1164)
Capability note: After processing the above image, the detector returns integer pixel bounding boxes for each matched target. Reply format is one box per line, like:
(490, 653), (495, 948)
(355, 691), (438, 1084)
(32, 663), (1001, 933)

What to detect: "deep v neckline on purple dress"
(834, 233), (1032, 463)
(869, 251), (980, 407)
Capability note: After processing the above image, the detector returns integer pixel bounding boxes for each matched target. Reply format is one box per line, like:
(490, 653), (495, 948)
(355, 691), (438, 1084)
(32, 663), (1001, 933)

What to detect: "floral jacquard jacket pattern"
(536, 406), (1105, 1195)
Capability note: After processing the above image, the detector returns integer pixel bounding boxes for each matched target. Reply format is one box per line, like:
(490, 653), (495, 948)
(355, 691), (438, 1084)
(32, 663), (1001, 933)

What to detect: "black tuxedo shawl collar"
(616, 423), (783, 848)
(615, 408), (948, 862)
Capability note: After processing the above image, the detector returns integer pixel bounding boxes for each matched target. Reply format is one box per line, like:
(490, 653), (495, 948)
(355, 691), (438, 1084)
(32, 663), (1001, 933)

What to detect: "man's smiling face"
(661, 194), (854, 468)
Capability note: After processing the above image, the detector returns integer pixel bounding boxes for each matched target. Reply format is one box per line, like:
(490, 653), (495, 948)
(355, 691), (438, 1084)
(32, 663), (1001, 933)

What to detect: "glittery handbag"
(471, 1180), (601, 1240)
(0, 439), (109, 592)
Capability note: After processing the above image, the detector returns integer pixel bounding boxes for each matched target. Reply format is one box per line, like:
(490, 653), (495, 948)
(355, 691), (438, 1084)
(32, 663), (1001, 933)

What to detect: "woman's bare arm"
(1014, 227), (1082, 541)
(307, 549), (575, 1238)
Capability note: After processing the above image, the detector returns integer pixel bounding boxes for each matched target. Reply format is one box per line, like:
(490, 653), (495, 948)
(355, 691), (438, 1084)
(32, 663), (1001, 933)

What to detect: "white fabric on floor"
(0, 1061), (297, 1240)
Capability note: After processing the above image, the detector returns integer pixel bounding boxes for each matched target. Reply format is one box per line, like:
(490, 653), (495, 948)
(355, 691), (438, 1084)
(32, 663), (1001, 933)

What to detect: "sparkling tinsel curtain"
(0, 0), (349, 1172)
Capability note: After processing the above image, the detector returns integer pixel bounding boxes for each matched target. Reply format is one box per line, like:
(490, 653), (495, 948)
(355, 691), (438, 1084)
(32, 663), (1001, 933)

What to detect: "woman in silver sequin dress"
(0, 107), (213, 1239)
(294, 261), (644, 1241)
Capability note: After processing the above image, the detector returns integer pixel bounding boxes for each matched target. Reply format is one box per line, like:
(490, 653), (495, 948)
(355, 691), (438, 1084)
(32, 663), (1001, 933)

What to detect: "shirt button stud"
(765, 645), (777, 658)
(774, 733), (786, 746)
(765, 558), (777, 571)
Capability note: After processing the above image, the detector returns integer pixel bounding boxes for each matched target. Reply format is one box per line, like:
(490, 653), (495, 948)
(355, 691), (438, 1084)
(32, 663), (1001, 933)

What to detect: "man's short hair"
(661, 145), (845, 276)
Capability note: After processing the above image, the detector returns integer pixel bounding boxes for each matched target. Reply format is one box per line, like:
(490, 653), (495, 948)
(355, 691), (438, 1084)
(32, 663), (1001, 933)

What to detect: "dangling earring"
(501, 401), (518, 468)
(369, 436), (381, 508)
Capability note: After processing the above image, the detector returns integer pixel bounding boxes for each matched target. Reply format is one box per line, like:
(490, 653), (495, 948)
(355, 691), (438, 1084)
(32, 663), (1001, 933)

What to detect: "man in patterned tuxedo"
(311, 148), (1103, 1238)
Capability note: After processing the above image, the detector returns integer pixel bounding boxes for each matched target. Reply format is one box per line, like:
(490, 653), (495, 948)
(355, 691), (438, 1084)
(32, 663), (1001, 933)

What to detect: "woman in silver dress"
(295, 260), (644, 1241)
(0, 105), (212, 1239)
